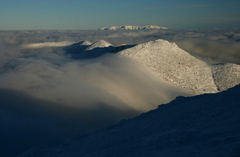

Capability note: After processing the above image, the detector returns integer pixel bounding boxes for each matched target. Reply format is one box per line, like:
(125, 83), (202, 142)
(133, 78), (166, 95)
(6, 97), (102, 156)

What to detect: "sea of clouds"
(0, 28), (239, 156)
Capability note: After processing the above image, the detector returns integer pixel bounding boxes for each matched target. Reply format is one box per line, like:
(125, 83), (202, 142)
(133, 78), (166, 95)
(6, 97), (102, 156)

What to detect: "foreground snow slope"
(118, 39), (218, 94)
(19, 84), (240, 157)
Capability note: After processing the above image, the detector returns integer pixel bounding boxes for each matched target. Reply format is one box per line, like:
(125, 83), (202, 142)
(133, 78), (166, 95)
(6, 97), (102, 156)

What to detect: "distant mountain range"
(99, 25), (168, 30)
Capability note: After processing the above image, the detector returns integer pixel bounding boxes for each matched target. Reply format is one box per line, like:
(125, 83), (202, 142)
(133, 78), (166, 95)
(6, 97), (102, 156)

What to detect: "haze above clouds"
(0, 0), (240, 30)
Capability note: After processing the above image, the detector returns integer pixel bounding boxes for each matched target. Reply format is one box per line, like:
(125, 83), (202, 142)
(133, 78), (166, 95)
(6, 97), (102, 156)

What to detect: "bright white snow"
(86, 40), (113, 50)
(118, 39), (218, 94)
(99, 25), (168, 30)
(212, 63), (240, 91)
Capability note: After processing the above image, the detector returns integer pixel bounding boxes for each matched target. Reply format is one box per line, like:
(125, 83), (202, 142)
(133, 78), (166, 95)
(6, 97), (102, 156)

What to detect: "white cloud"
(0, 34), (191, 156)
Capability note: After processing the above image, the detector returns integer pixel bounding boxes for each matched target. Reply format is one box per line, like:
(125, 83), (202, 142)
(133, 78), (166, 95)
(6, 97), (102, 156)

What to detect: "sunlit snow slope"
(212, 63), (240, 91)
(21, 39), (240, 94)
(19, 84), (240, 157)
(118, 39), (218, 94)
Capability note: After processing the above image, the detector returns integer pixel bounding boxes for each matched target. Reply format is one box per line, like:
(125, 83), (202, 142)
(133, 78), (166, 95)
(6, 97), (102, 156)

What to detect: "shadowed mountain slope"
(19, 84), (240, 157)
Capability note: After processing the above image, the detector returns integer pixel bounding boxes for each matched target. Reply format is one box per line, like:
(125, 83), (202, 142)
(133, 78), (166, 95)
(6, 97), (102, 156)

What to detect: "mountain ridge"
(118, 39), (218, 94)
(99, 25), (168, 30)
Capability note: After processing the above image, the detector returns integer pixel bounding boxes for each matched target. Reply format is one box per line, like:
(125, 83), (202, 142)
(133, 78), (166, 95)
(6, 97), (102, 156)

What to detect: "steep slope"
(118, 39), (218, 94)
(212, 63), (240, 91)
(19, 85), (240, 157)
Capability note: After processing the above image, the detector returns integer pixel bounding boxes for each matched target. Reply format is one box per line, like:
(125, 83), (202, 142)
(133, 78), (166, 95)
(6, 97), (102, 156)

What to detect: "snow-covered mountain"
(20, 39), (240, 94)
(19, 84), (240, 157)
(99, 25), (168, 30)
(212, 63), (240, 91)
(77, 40), (92, 46)
(118, 39), (218, 94)
(86, 40), (113, 51)
(69, 40), (115, 59)
(6, 38), (240, 157)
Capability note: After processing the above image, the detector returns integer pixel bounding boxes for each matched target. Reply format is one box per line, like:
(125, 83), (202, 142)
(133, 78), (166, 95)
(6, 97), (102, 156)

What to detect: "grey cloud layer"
(1, 28), (239, 64)
(0, 32), (191, 156)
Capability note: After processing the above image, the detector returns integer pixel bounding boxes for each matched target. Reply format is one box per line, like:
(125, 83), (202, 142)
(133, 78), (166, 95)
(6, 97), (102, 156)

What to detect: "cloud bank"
(0, 33), (190, 156)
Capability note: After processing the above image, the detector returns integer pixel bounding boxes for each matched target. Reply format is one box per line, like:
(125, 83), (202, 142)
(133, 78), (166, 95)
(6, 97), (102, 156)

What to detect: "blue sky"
(0, 0), (240, 30)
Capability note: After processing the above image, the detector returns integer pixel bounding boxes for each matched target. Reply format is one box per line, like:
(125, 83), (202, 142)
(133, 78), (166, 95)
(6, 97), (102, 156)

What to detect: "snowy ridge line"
(86, 40), (113, 50)
(211, 63), (240, 91)
(20, 39), (240, 94)
(118, 39), (218, 94)
(99, 25), (168, 30)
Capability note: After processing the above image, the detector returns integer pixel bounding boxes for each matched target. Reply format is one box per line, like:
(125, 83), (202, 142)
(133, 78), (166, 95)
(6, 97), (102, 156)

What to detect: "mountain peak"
(86, 40), (113, 51)
(78, 40), (92, 46)
(118, 39), (218, 94)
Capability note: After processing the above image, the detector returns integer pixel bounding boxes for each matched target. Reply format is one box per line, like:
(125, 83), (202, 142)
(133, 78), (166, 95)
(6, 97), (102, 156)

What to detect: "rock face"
(99, 25), (168, 30)
(19, 84), (240, 157)
(118, 39), (218, 94)
(212, 63), (240, 91)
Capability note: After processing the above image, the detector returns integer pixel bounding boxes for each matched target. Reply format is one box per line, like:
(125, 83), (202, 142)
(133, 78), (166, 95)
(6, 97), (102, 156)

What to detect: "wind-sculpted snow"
(19, 84), (240, 157)
(212, 63), (240, 91)
(118, 39), (218, 94)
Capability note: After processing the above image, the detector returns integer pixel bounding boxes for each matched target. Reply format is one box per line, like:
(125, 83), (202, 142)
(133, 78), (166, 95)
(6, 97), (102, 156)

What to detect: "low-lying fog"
(0, 29), (239, 156)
